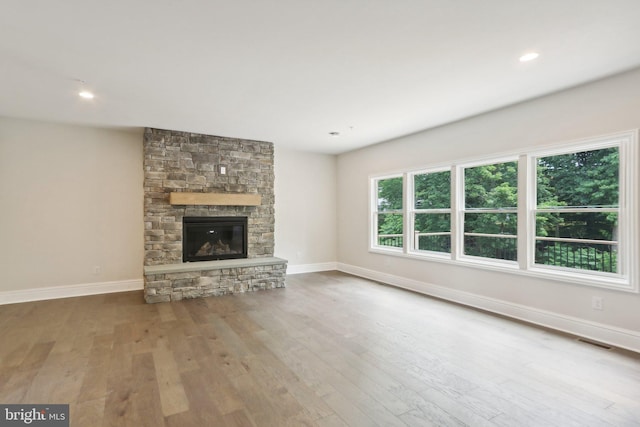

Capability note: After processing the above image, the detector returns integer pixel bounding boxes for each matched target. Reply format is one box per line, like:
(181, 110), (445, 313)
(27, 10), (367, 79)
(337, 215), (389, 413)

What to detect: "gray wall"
(0, 118), (144, 291)
(274, 146), (337, 270)
(336, 67), (640, 335)
(0, 117), (338, 296)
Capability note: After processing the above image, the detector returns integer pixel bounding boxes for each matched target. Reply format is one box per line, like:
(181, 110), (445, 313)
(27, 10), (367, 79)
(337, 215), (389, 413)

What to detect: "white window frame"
(368, 130), (638, 292)
(370, 174), (405, 254)
(407, 168), (452, 259)
(456, 156), (519, 267)
(525, 132), (638, 291)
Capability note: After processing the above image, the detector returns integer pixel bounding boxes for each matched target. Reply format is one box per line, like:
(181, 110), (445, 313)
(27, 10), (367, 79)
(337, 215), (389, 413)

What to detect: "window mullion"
(519, 154), (532, 271)
(405, 173), (412, 253)
(451, 165), (462, 261)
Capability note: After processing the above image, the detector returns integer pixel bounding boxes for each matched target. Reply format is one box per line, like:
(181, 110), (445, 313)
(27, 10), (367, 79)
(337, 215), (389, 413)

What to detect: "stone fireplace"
(142, 128), (287, 303)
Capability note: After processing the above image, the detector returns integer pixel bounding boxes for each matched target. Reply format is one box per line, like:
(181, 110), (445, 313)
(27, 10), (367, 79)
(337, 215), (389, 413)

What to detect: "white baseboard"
(0, 279), (144, 305)
(337, 263), (640, 354)
(287, 262), (338, 275)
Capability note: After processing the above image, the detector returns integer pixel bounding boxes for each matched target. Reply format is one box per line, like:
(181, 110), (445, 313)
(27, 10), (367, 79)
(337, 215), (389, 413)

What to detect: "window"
(372, 176), (403, 249)
(369, 130), (637, 291)
(411, 170), (451, 254)
(462, 160), (518, 262)
(533, 146), (619, 274)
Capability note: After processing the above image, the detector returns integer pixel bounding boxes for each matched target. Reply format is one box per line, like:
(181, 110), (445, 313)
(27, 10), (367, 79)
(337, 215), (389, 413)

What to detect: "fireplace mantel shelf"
(169, 192), (261, 206)
(144, 257), (287, 276)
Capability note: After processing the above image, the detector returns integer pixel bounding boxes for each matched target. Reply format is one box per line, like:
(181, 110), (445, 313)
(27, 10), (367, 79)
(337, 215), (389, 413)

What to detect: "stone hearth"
(143, 128), (286, 303)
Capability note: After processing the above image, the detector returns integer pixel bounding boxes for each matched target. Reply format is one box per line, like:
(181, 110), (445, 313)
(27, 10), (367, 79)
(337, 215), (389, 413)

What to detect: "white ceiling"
(2, 1), (640, 154)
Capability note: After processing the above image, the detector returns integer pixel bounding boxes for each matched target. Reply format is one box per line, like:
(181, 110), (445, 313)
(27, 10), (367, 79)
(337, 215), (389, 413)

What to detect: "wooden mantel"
(169, 192), (261, 206)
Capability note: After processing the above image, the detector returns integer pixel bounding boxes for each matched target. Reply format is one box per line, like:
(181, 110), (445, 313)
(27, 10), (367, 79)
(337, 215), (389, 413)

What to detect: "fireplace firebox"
(183, 217), (248, 262)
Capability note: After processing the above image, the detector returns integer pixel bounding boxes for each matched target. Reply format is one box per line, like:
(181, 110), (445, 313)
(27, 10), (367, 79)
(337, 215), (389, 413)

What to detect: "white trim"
(337, 263), (640, 353)
(408, 169), (452, 254)
(525, 153), (537, 271)
(371, 174), (405, 251)
(529, 132), (624, 158)
(402, 172), (409, 255)
(286, 262), (338, 275)
(458, 154), (520, 170)
(374, 246), (634, 292)
(618, 130), (639, 291)
(451, 165), (460, 260)
(0, 279), (144, 305)
(528, 131), (635, 290)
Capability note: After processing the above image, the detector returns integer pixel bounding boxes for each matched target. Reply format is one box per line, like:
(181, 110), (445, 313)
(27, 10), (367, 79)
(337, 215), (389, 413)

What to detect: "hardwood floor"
(1, 271), (639, 426)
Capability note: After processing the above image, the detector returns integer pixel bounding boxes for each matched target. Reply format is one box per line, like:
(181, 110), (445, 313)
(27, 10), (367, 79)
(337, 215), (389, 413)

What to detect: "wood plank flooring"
(1, 271), (639, 426)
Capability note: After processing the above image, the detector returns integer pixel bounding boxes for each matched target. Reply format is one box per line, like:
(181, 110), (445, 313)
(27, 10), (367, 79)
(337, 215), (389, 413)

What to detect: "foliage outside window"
(374, 176), (403, 249)
(412, 171), (451, 254)
(463, 161), (518, 261)
(369, 131), (636, 291)
(535, 147), (619, 273)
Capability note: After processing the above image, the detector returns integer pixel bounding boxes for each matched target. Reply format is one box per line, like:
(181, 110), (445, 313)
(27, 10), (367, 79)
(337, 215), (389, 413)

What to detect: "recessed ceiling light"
(329, 131), (340, 137)
(79, 90), (95, 99)
(519, 52), (539, 62)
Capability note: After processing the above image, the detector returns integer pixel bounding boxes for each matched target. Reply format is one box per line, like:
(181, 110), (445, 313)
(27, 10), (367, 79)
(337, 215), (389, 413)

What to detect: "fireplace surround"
(142, 128), (287, 303)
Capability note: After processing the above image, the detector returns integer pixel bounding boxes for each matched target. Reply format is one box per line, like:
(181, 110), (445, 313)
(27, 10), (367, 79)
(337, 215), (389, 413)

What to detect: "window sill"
(369, 247), (637, 293)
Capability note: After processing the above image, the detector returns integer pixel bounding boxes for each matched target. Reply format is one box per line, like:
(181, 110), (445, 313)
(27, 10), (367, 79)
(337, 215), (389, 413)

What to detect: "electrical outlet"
(220, 166), (227, 175)
(592, 296), (603, 311)
(94, 266), (101, 276)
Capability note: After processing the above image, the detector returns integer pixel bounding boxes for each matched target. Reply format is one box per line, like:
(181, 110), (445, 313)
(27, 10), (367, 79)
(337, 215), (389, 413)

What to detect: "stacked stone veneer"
(145, 262), (287, 302)
(143, 128), (286, 303)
